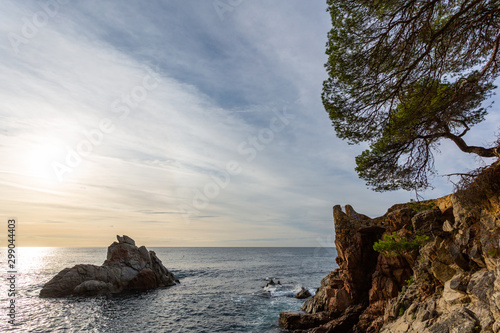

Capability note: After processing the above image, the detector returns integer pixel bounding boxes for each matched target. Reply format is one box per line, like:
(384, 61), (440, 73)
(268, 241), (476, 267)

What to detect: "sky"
(0, 1), (499, 247)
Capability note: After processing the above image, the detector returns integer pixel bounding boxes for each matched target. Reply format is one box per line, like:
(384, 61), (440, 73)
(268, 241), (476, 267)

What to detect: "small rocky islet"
(40, 235), (178, 297)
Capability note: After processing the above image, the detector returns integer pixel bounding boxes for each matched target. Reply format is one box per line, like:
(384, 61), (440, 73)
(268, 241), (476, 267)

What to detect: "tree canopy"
(323, 0), (500, 192)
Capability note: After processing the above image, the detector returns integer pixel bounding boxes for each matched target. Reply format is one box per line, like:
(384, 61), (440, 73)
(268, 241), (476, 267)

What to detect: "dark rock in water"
(279, 311), (331, 330)
(40, 235), (177, 297)
(265, 279), (276, 288)
(296, 287), (312, 299)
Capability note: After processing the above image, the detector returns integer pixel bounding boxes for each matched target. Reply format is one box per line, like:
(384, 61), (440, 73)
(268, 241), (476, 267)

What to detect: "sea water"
(0, 247), (337, 332)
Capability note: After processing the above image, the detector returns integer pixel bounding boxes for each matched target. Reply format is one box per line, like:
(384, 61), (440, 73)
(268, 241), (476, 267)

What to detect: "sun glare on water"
(16, 247), (57, 272)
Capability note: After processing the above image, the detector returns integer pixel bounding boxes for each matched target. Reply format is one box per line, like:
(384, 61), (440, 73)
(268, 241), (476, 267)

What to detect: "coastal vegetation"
(373, 232), (429, 257)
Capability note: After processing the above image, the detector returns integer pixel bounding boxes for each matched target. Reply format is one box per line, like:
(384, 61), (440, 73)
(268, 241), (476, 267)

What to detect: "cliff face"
(280, 162), (500, 332)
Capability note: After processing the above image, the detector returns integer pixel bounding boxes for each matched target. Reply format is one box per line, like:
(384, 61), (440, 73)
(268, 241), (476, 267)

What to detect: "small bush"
(406, 276), (414, 286)
(373, 232), (429, 257)
(487, 249), (499, 258)
(408, 201), (437, 212)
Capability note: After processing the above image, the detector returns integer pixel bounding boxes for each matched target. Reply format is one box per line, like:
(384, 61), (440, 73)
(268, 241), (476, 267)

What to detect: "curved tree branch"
(444, 132), (500, 157)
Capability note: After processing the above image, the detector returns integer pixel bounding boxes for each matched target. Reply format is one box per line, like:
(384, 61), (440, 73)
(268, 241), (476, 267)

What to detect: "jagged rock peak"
(345, 204), (371, 221)
(116, 234), (135, 245)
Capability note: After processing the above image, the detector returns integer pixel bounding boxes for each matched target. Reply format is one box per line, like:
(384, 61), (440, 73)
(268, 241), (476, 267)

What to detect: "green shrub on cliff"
(407, 201), (437, 213)
(373, 232), (429, 257)
(406, 276), (414, 287)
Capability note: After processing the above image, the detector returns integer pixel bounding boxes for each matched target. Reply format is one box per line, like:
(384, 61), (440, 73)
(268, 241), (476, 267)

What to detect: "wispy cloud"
(1, 0), (496, 247)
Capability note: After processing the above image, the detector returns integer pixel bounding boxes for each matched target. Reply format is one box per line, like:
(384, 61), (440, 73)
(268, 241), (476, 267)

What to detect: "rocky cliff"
(40, 235), (178, 297)
(280, 162), (500, 332)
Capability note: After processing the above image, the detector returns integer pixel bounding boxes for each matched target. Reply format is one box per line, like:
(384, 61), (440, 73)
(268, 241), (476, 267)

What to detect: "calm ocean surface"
(0, 247), (337, 332)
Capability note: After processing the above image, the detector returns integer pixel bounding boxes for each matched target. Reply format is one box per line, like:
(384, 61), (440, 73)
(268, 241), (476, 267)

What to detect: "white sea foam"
(263, 283), (314, 298)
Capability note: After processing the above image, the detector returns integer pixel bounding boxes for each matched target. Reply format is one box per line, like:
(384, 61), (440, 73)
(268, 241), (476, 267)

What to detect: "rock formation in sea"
(265, 279), (281, 288)
(40, 235), (178, 297)
(280, 162), (500, 332)
(296, 287), (312, 299)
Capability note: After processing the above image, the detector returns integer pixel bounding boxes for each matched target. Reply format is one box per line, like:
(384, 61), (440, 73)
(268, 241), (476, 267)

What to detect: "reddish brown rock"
(282, 163), (500, 333)
(297, 287), (313, 299)
(279, 311), (332, 330)
(126, 268), (158, 290)
(40, 235), (177, 297)
(285, 204), (422, 332)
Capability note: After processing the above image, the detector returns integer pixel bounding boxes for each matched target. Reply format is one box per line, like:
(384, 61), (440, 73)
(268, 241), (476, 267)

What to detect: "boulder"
(296, 287), (312, 299)
(427, 308), (478, 333)
(411, 209), (443, 236)
(310, 304), (365, 333)
(279, 311), (332, 330)
(40, 235), (177, 297)
(73, 280), (113, 295)
(467, 270), (495, 303)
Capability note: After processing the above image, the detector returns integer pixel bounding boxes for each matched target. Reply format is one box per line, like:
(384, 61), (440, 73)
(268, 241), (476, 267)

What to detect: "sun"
(24, 141), (66, 184)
